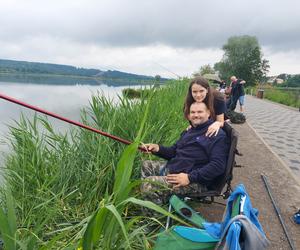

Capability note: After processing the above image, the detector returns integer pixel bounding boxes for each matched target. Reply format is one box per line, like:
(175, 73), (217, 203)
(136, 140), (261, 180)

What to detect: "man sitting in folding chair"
(141, 102), (229, 204)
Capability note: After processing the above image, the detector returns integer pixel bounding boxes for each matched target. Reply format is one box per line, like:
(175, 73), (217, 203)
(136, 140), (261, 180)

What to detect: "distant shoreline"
(0, 58), (170, 85)
(0, 72), (93, 79)
(0, 72), (163, 86)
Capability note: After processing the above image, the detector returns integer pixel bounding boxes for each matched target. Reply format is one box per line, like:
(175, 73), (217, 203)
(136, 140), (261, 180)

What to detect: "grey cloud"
(0, 0), (300, 51)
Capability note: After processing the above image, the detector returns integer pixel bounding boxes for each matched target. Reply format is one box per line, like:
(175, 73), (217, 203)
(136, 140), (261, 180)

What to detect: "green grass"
(264, 88), (300, 108)
(0, 79), (190, 249)
(247, 86), (300, 108)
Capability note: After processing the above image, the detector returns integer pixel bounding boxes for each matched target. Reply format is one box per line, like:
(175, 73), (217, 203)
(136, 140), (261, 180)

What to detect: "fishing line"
(0, 92), (147, 152)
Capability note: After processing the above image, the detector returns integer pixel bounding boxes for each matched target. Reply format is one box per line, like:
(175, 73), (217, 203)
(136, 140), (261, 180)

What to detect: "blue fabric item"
(203, 184), (266, 240)
(201, 222), (221, 238)
(225, 221), (241, 250)
(294, 210), (300, 224)
(173, 226), (219, 243)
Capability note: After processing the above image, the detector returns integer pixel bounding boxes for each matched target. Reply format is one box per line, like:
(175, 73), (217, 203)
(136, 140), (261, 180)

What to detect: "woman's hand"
(206, 121), (222, 137)
(186, 125), (192, 131)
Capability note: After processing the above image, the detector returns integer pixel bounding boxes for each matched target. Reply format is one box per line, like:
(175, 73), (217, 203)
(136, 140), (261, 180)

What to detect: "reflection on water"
(0, 73), (154, 86)
(0, 81), (147, 174)
(0, 73), (101, 86)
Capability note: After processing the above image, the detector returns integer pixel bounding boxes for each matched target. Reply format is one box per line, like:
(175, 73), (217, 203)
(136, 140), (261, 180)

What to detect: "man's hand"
(166, 173), (190, 188)
(143, 143), (159, 153)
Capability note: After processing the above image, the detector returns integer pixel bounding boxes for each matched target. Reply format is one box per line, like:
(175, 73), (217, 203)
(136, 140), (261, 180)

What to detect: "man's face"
(188, 103), (210, 126)
(230, 76), (237, 82)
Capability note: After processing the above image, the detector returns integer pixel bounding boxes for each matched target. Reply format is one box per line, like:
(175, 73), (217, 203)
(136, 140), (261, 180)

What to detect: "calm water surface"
(0, 81), (146, 182)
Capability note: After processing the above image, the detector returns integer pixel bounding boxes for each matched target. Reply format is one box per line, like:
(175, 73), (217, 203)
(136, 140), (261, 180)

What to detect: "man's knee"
(140, 176), (170, 204)
(141, 176), (168, 192)
(173, 183), (207, 196)
(141, 160), (166, 178)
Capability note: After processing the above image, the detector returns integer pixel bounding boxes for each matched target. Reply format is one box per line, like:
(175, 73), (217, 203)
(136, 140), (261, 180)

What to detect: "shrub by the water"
(122, 88), (153, 99)
(122, 88), (141, 98)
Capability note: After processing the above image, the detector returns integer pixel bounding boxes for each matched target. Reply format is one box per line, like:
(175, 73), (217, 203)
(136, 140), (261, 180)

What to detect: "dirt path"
(196, 122), (300, 249)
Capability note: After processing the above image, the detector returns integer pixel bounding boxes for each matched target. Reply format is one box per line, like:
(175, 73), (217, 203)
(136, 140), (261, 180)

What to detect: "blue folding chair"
(154, 184), (269, 250)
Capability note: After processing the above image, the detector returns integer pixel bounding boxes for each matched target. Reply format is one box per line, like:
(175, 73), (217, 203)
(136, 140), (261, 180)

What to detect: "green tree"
(193, 64), (215, 77)
(276, 73), (289, 81)
(283, 74), (300, 87)
(154, 74), (161, 82)
(214, 35), (269, 85)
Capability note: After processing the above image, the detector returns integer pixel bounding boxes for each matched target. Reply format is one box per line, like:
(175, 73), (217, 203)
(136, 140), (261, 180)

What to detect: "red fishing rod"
(0, 92), (147, 152)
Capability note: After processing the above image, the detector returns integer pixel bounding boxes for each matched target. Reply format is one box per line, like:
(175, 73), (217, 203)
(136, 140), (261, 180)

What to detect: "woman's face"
(191, 84), (208, 102)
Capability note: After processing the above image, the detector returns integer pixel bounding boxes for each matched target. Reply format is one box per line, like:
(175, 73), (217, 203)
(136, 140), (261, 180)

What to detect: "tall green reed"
(0, 79), (190, 248)
(79, 88), (189, 249)
(0, 187), (17, 250)
(0, 186), (56, 250)
(79, 93), (149, 249)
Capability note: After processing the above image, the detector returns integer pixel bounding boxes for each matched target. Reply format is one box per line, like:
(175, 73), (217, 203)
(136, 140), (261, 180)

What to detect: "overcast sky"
(0, 0), (299, 78)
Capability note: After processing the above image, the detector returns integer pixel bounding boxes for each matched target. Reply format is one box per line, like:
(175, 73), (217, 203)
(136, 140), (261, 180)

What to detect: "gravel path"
(197, 109), (300, 249)
(244, 95), (300, 178)
(231, 122), (300, 249)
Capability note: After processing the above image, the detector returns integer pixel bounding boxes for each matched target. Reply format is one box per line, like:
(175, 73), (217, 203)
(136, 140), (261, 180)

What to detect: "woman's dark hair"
(184, 76), (215, 119)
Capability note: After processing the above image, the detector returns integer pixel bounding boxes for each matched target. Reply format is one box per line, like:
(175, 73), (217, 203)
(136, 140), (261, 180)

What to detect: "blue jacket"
(154, 119), (229, 187)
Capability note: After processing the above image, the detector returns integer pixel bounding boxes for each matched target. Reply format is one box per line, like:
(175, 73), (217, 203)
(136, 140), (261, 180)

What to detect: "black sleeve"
(153, 144), (177, 160)
(153, 131), (187, 160)
(188, 133), (228, 186)
(214, 97), (226, 115)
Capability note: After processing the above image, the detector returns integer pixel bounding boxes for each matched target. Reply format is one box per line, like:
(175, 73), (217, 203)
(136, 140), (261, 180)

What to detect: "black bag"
(226, 110), (246, 124)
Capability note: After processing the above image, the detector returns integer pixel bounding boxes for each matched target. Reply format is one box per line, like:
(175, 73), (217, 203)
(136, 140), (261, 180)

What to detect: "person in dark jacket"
(141, 102), (229, 203)
(227, 76), (246, 111)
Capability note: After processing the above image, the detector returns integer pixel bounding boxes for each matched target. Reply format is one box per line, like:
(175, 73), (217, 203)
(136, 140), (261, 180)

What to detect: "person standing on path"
(228, 76), (246, 112)
(227, 76), (238, 110)
(237, 79), (246, 113)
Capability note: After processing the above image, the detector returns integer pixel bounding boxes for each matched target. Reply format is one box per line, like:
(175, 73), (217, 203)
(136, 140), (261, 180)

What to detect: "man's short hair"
(188, 102), (209, 114)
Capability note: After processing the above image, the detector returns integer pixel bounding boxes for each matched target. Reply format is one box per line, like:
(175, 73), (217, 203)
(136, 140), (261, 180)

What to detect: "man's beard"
(191, 119), (203, 127)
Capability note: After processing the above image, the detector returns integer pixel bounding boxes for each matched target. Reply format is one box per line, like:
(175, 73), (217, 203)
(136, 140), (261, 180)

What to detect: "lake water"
(0, 80), (147, 182)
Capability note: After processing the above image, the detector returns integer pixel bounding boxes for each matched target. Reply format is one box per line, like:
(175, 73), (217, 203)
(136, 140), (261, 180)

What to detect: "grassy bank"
(0, 79), (189, 249)
(263, 88), (300, 108)
(247, 86), (300, 108)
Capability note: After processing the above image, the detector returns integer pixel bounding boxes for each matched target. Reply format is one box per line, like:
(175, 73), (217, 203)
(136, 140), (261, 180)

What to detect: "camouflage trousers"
(141, 160), (207, 205)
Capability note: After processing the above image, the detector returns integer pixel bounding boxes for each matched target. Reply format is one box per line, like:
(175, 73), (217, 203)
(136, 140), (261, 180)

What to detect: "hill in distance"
(0, 59), (168, 85)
